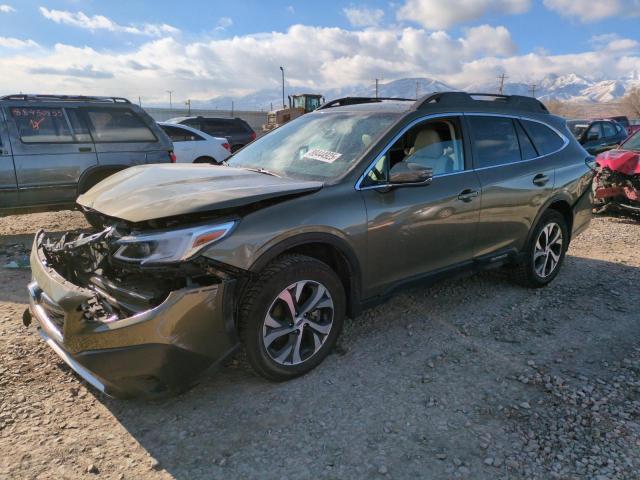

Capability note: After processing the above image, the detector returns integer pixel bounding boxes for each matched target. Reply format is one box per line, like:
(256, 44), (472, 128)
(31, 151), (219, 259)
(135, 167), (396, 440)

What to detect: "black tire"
(510, 209), (569, 288)
(238, 254), (345, 381)
(194, 156), (217, 164)
(83, 210), (104, 230)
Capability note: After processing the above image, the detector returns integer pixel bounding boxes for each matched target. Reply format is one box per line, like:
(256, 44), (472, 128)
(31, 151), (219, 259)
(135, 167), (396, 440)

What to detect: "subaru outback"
(24, 93), (594, 398)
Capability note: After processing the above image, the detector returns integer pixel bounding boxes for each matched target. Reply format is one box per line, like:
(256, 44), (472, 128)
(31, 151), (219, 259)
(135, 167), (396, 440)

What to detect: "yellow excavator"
(262, 93), (324, 132)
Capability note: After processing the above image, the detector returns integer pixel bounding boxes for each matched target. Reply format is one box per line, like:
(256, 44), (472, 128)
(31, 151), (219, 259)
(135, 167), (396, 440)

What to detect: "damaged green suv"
(25, 93), (594, 397)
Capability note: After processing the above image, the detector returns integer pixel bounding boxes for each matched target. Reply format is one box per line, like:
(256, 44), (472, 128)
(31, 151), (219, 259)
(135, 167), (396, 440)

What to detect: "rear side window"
(602, 122), (617, 138)
(10, 107), (73, 143)
(521, 120), (565, 155)
(160, 125), (203, 142)
(84, 108), (156, 142)
(468, 116), (520, 168)
(201, 119), (234, 135)
(515, 121), (538, 160)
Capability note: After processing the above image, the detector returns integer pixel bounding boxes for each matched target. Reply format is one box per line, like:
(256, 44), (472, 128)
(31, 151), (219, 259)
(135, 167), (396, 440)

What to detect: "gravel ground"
(0, 210), (639, 480)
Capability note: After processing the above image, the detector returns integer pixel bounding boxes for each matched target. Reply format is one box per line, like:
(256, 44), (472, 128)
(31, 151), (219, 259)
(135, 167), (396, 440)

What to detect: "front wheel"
(238, 254), (345, 381)
(510, 210), (569, 288)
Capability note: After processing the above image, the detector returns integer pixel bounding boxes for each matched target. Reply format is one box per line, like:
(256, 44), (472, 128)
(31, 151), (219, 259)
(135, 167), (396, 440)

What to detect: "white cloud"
(0, 37), (38, 49)
(544, 0), (640, 22)
(343, 7), (385, 27)
(396, 0), (530, 29)
(215, 17), (233, 31)
(0, 4), (15, 13)
(286, 5), (295, 14)
(39, 7), (179, 36)
(0, 23), (637, 104)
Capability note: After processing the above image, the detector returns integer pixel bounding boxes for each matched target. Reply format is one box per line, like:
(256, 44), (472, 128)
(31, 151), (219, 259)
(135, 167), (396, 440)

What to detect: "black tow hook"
(22, 308), (32, 327)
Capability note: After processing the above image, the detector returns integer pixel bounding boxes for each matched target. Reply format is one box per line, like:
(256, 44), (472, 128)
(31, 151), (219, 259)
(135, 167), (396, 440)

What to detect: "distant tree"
(622, 87), (640, 119)
(545, 99), (583, 118)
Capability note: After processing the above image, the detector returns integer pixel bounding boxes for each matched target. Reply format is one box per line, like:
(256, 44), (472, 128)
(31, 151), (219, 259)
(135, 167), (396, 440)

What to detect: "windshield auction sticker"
(303, 148), (342, 163)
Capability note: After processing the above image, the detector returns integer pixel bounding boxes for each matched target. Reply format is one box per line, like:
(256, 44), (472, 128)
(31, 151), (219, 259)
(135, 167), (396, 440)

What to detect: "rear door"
(82, 106), (160, 168)
(469, 115), (561, 258)
(5, 104), (98, 207)
(0, 110), (18, 209)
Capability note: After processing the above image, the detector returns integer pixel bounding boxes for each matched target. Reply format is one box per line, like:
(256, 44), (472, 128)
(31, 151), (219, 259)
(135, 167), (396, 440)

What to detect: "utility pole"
(415, 80), (420, 100)
(231, 100), (234, 117)
(166, 90), (173, 110)
(529, 83), (537, 98)
(185, 99), (191, 115)
(270, 101), (273, 111)
(375, 78), (379, 99)
(497, 73), (508, 95)
(279, 66), (285, 108)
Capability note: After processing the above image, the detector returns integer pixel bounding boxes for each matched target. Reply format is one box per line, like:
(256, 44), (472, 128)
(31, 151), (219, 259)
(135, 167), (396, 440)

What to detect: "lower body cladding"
(26, 231), (240, 398)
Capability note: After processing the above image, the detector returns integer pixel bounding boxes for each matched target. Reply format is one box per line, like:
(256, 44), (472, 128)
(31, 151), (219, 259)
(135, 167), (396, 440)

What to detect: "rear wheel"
(510, 210), (568, 288)
(238, 254), (345, 381)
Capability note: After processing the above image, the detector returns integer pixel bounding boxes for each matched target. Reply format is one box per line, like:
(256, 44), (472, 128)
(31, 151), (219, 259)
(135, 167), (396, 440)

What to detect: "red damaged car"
(593, 130), (640, 213)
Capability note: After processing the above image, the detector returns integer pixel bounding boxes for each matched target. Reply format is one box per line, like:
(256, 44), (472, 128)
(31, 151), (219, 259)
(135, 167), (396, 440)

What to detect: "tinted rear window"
(160, 125), (203, 142)
(468, 116), (520, 168)
(521, 120), (564, 156)
(10, 107), (74, 143)
(85, 108), (156, 142)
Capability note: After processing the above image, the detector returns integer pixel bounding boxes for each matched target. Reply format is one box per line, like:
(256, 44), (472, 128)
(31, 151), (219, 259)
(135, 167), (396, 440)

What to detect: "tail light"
(169, 151), (177, 163)
(250, 131), (256, 141)
(222, 142), (231, 152)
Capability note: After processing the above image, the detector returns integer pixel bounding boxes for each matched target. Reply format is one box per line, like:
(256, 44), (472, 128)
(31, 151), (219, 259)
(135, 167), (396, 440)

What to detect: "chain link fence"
(145, 107), (268, 134)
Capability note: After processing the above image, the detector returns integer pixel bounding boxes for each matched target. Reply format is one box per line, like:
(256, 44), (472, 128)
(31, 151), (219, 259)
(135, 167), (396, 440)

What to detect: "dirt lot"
(1, 211), (639, 480)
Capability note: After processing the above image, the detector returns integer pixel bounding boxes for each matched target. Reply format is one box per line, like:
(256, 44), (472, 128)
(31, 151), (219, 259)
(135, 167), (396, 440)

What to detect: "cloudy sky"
(0, 0), (639, 105)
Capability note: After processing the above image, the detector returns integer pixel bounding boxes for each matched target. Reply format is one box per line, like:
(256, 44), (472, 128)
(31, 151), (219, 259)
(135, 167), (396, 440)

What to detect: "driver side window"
(362, 117), (465, 187)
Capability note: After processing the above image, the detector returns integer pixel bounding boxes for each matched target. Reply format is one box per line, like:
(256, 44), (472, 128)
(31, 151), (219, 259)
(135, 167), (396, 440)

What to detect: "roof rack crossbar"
(317, 96), (415, 110)
(0, 94), (131, 104)
(414, 91), (548, 113)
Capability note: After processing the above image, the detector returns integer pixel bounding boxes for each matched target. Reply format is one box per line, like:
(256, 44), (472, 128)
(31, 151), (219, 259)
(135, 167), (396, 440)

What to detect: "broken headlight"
(114, 221), (235, 265)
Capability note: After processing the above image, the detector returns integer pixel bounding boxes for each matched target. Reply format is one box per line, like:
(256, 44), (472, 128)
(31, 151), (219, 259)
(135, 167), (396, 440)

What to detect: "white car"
(158, 122), (231, 164)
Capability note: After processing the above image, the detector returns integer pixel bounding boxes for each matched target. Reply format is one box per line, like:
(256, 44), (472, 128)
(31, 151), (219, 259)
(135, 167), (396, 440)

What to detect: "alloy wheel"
(262, 280), (334, 366)
(533, 222), (563, 278)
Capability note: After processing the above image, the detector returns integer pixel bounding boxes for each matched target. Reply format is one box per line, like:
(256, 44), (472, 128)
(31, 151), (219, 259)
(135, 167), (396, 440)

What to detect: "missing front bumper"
(27, 231), (240, 398)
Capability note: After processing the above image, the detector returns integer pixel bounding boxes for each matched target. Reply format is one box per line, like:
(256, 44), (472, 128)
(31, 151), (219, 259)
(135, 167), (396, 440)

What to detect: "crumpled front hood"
(596, 149), (640, 175)
(77, 164), (323, 223)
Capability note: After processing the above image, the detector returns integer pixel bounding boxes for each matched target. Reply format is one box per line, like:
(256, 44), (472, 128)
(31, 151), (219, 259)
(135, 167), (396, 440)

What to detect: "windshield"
(622, 131), (640, 151)
(227, 111), (399, 181)
(567, 120), (589, 138)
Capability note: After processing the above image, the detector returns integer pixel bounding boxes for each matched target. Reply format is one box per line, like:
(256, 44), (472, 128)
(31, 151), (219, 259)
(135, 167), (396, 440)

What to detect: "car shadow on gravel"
(81, 253), (640, 480)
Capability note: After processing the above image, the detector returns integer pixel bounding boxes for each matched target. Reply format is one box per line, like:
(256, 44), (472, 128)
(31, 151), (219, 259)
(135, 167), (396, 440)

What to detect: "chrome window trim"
(355, 112), (464, 191)
(355, 111), (570, 190)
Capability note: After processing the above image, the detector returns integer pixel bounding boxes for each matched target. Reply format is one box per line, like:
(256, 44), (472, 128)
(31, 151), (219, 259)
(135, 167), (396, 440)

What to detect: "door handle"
(457, 189), (478, 202)
(78, 147), (92, 152)
(532, 173), (549, 186)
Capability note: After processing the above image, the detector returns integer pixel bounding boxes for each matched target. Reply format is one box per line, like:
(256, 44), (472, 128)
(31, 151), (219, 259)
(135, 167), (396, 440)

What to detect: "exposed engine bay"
(593, 149), (640, 214)
(39, 221), (240, 324)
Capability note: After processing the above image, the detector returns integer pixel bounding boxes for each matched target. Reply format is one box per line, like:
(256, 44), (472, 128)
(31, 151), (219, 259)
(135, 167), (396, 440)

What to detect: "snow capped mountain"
(193, 74), (639, 110)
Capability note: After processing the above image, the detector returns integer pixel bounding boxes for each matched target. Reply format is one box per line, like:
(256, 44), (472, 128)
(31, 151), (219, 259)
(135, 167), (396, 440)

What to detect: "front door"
(360, 116), (481, 295)
(0, 110), (17, 209)
(4, 105), (98, 207)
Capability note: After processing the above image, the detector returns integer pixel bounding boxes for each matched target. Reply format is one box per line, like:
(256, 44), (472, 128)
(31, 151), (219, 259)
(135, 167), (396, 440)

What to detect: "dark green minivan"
(0, 94), (173, 215)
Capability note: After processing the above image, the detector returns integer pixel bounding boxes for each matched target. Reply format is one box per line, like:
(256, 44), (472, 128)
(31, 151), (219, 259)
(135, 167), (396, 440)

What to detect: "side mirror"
(389, 162), (433, 186)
